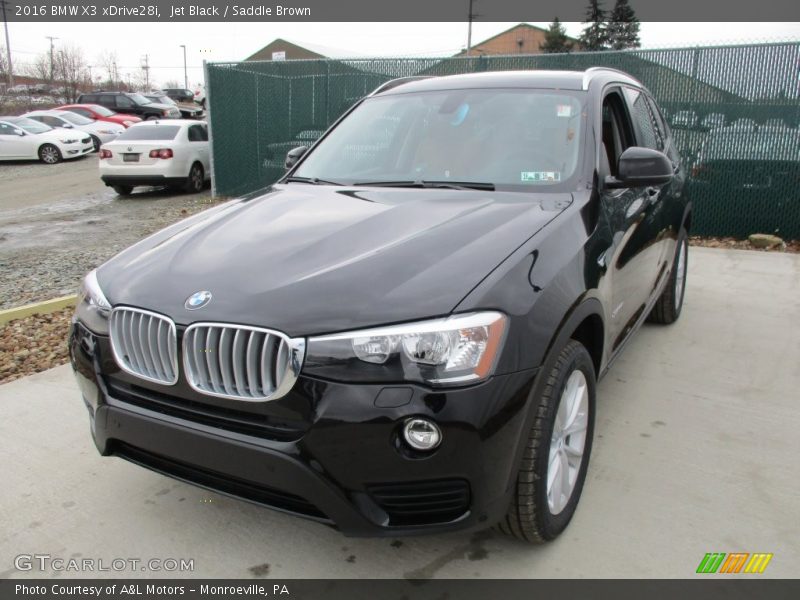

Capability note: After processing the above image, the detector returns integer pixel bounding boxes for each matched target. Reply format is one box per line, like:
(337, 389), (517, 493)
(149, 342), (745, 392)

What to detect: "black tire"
(497, 340), (596, 543)
(184, 162), (204, 193)
(90, 135), (101, 152)
(38, 144), (62, 164)
(648, 229), (688, 325)
(112, 185), (133, 196)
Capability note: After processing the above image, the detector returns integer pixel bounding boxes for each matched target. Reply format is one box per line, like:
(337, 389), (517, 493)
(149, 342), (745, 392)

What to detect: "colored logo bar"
(697, 553), (773, 574)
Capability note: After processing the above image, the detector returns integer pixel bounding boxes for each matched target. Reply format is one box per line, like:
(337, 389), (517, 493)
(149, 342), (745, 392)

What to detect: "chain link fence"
(206, 41), (800, 239)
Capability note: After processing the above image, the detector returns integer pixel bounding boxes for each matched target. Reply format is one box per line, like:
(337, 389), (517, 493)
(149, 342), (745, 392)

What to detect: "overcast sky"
(5, 21), (799, 87)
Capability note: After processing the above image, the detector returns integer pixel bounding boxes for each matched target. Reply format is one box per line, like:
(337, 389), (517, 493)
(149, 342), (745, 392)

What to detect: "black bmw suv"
(76, 91), (182, 120)
(70, 68), (690, 543)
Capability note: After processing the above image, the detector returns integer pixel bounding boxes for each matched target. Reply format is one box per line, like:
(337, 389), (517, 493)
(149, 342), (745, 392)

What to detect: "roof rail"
(369, 76), (434, 96)
(582, 67), (640, 90)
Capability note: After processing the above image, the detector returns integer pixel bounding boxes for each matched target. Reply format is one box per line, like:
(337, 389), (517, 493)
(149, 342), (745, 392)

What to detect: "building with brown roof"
(455, 23), (580, 57)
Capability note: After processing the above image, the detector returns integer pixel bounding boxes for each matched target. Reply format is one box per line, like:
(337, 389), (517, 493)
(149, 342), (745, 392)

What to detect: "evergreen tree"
(607, 0), (641, 50)
(579, 0), (609, 51)
(540, 18), (572, 53)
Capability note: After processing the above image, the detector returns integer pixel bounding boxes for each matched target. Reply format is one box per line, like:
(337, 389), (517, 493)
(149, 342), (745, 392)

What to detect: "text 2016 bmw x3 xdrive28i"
(70, 68), (690, 543)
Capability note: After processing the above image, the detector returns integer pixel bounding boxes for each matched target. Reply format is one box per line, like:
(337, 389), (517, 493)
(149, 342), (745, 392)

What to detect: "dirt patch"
(0, 308), (72, 385)
(689, 236), (799, 254)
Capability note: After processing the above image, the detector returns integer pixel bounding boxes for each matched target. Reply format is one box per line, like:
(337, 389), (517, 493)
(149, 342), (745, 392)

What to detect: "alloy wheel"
(41, 146), (60, 164)
(547, 369), (589, 515)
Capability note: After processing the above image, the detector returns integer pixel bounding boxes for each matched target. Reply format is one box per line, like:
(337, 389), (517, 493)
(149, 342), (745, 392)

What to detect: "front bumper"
(70, 320), (540, 537)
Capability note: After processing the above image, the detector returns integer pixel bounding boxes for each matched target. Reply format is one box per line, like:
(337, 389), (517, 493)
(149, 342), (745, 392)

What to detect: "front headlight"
(76, 269), (111, 335)
(304, 312), (507, 387)
(98, 129), (116, 134)
(60, 138), (78, 144)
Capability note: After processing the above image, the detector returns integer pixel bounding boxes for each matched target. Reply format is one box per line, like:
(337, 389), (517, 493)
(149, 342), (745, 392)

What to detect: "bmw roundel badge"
(185, 290), (212, 310)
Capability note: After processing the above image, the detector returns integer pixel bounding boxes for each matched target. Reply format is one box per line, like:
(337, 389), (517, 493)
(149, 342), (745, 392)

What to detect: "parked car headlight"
(76, 269), (111, 335)
(123, 120), (135, 127)
(97, 129), (117, 134)
(60, 138), (78, 144)
(304, 312), (507, 386)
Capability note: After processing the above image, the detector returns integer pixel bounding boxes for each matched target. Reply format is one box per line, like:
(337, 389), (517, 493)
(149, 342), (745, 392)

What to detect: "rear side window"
(187, 124), (208, 142)
(98, 96), (115, 108)
(82, 95), (98, 103)
(70, 108), (93, 119)
(117, 125), (180, 141)
(625, 87), (662, 151)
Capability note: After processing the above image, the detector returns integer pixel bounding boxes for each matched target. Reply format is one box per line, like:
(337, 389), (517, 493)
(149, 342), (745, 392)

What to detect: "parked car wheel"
(38, 144), (62, 164)
(112, 185), (133, 196)
(185, 162), (204, 193)
(90, 135), (101, 152)
(648, 229), (688, 324)
(497, 339), (596, 543)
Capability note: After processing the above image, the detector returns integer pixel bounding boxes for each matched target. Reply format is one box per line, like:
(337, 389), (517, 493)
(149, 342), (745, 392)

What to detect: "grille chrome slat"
(183, 323), (305, 402)
(109, 307), (178, 386)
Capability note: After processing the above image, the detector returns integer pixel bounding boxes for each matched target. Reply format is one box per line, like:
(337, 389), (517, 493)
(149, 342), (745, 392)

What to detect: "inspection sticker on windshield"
(521, 171), (561, 183)
(556, 104), (572, 117)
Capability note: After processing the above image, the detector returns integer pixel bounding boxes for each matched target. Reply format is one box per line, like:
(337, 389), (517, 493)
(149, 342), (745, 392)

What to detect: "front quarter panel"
(455, 191), (610, 375)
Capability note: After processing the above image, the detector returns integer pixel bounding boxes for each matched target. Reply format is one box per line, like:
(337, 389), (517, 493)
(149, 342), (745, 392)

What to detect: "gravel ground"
(0, 308), (72, 385)
(689, 235), (799, 253)
(0, 156), (225, 310)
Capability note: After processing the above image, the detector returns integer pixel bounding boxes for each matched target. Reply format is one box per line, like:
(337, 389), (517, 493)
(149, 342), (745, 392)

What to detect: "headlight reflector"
(304, 312), (506, 386)
(75, 269), (111, 334)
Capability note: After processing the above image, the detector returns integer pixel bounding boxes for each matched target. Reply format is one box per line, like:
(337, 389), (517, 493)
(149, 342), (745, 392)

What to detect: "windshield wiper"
(353, 180), (495, 191)
(284, 176), (343, 186)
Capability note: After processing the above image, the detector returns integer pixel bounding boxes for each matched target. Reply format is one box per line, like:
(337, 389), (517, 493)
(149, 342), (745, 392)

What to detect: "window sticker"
(556, 104), (572, 117)
(521, 171), (562, 183)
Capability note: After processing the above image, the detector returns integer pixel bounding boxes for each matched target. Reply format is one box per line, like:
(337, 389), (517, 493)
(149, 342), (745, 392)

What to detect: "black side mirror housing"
(606, 146), (673, 189)
(284, 146), (308, 170)
(16, 130), (25, 136)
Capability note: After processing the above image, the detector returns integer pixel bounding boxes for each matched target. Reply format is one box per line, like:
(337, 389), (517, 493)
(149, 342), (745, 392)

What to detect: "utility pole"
(180, 44), (187, 89)
(141, 54), (150, 90)
(46, 35), (58, 81)
(1, 0), (14, 85)
(466, 0), (478, 57)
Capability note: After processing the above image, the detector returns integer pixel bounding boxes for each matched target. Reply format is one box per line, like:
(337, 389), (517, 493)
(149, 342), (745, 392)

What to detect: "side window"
(98, 96), (115, 108)
(188, 125), (206, 142)
(0, 122), (16, 135)
(41, 116), (63, 127)
(645, 94), (680, 163)
(116, 95), (134, 108)
(624, 87), (662, 151)
(72, 108), (92, 119)
(601, 90), (635, 177)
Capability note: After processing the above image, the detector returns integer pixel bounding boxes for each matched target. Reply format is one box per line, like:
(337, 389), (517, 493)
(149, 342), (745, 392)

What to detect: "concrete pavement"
(1, 247), (798, 579)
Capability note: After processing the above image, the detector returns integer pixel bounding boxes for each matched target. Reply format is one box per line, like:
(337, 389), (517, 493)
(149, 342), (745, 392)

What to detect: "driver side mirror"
(15, 129), (25, 136)
(605, 147), (673, 189)
(62, 123), (74, 128)
(285, 145), (308, 170)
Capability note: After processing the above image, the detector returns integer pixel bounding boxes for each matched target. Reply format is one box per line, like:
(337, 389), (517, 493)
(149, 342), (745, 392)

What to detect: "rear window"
(117, 125), (180, 141)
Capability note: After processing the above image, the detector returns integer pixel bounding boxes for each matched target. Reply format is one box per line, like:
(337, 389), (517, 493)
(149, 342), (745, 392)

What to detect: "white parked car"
(0, 116), (93, 163)
(24, 109), (125, 151)
(98, 119), (210, 196)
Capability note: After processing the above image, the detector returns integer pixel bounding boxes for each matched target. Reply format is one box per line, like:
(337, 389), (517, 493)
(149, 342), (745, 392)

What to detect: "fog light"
(403, 418), (442, 451)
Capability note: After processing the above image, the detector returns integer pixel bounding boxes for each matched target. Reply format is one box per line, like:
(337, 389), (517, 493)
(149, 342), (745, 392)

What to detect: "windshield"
(89, 104), (115, 116)
(6, 117), (52, 134)
(128, 93), (152, 106)
(58, 111), (93, 125)
(117, 125), (180, 141)
(293, 88), (586, 190)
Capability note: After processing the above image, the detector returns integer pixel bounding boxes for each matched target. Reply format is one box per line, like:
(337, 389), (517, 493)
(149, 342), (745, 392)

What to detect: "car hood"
(98, 184), (571, 336)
